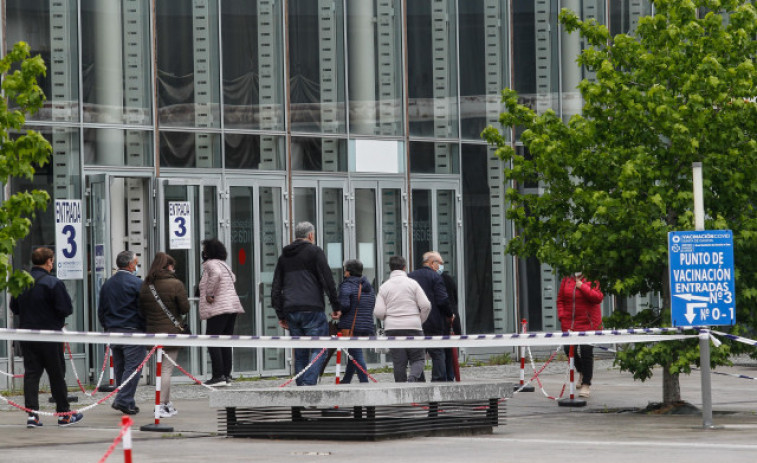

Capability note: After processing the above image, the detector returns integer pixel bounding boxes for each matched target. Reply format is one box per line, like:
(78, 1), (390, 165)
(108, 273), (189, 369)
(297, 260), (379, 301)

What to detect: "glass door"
(292, 179), (349, 286)
(410, 180), (462, 326)
(226, 178), (287, 376)
(348, 180), (407, 288)
(158, 178), (222, 377)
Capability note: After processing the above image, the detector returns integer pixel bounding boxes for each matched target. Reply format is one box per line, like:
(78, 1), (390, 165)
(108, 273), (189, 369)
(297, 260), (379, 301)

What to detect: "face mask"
(574, 272), (582, 277)
(132, 265), (140, 276)
(437, 265), (444, 275)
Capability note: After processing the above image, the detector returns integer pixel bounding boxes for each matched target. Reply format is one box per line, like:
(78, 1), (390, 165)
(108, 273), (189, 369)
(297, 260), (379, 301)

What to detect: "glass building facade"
(1, 1), (653, 382)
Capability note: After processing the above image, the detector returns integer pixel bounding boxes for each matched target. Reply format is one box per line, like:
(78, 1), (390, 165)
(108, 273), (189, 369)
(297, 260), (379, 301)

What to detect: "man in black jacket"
(98, 250), (145, 415)
(10, 247), (84, 427)
(409, 251), (453, 382)
(271, 222), (339, 385)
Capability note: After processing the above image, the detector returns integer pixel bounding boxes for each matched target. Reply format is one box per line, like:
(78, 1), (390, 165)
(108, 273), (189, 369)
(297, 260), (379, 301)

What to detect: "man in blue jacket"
(98, 250), (145, 415)
(409, 251), (453, 381)
(10, 247), (84, 427)
(272, 222), (340, 385)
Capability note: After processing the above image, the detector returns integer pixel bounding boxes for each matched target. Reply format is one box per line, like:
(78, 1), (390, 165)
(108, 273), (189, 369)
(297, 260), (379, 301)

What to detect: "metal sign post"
(667, 163), (736, 429)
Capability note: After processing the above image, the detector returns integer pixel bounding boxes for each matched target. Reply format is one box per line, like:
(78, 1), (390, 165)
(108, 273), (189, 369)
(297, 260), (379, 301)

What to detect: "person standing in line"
(334, 259), (375, 383)
(408, 251), (453, 382)
(10, 247), (84, 427)
(374, 256), (431, 383)
(199, 238), (244, 387)
(139, 252), (190, 417)
(98, 250), (145, 415)
(271, 221), (340, 386)
(440, 268), (462, 381)
(557, 271), (604, 398)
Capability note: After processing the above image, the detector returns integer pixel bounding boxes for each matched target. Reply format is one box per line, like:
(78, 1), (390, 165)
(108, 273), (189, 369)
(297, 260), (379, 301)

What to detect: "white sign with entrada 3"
(54, 199), (84, 280)
(168, 201), (192, 250)
(668, 230), (735, 327)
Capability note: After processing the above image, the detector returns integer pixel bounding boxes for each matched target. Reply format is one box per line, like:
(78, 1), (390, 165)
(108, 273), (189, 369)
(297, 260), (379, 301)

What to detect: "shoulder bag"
(149, 284), (190, 334)
(339, 283), (363, 337)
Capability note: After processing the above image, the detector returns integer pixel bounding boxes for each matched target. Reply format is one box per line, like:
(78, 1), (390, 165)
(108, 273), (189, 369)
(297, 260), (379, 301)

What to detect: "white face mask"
(132, 265), (140, 276)
(437, 265), (445, 275)
(574, 272), (582, 277)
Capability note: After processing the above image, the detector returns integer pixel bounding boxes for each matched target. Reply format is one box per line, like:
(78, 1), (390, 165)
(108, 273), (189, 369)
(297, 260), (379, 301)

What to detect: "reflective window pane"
(84, 128), (153, 167)
(156, 0), (221, 128)
(409, 141), (459, 174)
(407, 0), (458, 138)
(380, 188), (403, 283)
(229, 186), (257, 372)
(259, 186), (285, 369)
(6, 0), (79, 122)
(159, 131), (221, 168)
(224, 134), (284, 170)
(222, 0), (285, 130)
(322, 188), (344, 285)
(288, 0), (347, 133)
(81, 0), (152, 124)
(411, 189), (432, 269)
(459, 1), (508, 140)
(293, 187), (316, 227)
(347, 0), (403, 136)
(512, 0), (559, 114)
(355, 189), (378, 288)
(291, 137), (347, 172)
(437, 189), (457, 278)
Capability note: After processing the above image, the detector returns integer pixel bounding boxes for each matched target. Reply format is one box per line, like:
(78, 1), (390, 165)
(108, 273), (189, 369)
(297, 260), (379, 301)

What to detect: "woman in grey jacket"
(198, 238), (244, 387)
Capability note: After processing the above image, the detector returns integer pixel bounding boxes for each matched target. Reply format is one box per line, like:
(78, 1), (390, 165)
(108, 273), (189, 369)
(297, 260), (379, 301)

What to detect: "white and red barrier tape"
(0, 327), (698, 349)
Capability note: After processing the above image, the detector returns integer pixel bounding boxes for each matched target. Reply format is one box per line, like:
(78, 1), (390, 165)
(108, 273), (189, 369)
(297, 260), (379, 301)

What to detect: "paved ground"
(1, 357), (757, 462)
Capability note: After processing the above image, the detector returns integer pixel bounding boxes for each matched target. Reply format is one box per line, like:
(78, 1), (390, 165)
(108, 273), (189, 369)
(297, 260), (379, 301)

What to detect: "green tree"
(0, 42), (51, 296)
(482, 0), (757, 405)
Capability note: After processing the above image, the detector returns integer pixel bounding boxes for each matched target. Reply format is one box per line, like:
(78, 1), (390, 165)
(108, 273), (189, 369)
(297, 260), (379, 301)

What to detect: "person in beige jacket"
(374, 255), (431, 382)
(198, 238), (244, 387)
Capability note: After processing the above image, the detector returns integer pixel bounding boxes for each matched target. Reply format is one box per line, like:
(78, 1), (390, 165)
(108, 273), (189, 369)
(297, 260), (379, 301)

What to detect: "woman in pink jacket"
(557, 272), (604, 398)
(198, 238), (244, 386)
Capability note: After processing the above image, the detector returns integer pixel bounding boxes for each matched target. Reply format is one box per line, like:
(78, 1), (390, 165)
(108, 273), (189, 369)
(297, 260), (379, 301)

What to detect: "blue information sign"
(668, 230), (735, 327)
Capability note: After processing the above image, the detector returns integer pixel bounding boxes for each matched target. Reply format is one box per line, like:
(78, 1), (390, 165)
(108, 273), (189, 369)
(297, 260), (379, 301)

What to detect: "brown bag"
(339, 284), (362, 337)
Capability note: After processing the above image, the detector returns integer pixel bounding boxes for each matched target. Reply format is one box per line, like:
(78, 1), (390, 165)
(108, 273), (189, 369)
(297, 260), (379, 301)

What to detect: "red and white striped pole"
(98, 346), (117, 392)
(122, 415), (133, 463)
(557, 344), (586, 407)
(335, 332), (342, 385)
(140, 346), (174, 431)
(515, 319), (534, 392)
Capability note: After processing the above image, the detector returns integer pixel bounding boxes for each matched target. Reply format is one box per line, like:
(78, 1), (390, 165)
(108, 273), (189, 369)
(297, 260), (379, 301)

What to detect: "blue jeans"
(427, 348), (448, 382)
(286, 311), (329, 386)
(341, 348), (368, 383)
(112, 342), (147, 409)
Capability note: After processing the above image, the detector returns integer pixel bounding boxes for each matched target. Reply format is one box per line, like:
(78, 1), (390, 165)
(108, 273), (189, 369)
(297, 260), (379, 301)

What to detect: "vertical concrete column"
(348, 0), (377, 133)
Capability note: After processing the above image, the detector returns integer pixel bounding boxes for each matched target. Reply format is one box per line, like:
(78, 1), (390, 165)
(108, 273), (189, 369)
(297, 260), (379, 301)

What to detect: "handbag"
(149, 284), (190, 334)
(339, 283), (362, 337)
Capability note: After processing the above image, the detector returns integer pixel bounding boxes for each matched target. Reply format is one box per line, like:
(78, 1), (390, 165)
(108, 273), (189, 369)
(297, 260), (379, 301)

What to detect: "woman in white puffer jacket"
(198, 238), (244, 386)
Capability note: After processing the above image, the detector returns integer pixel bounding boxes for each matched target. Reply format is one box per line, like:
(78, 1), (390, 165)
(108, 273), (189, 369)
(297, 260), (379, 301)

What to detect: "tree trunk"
(662, 365), (681, 404)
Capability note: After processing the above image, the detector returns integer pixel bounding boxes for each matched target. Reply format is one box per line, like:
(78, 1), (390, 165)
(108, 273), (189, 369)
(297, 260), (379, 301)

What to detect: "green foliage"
(0, 42), (51, 297)
(482, 1), (757, 402)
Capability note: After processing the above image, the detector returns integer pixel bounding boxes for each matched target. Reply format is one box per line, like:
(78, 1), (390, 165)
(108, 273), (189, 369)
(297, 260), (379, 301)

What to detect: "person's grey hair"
(294, 221), (315, 240)
(116, 250), (136, 269)
(422, 251), (440, 264)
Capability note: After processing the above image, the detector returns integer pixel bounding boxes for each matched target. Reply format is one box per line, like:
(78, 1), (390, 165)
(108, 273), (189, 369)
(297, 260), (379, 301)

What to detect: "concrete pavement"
(1, 359), (757, 462)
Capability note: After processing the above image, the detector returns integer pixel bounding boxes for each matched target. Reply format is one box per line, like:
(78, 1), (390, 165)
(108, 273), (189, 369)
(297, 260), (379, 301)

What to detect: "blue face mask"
(132, 265), (140, 276)
(437, 265), (444, 275)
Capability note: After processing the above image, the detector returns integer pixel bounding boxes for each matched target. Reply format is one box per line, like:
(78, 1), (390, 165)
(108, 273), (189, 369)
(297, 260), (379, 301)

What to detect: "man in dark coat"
(271, 221), (340, 385)
(98, 250), (145, 415)
(10, 247), (84, 427)
(408, 251), (453, 382)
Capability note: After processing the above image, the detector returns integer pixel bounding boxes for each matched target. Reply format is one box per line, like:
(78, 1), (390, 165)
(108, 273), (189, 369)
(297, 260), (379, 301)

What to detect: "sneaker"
(26, 416), (43, 428)
(203, 376), (228, 387)
(58, 412), (84, 427)
(158, 402), (178, 418)
(578, 384), (591, 398)
(225, 375), (234, 385)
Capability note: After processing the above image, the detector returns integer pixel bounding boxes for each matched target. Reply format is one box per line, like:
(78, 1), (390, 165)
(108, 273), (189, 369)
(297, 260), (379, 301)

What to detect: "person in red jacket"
(557, 272), (604, 398)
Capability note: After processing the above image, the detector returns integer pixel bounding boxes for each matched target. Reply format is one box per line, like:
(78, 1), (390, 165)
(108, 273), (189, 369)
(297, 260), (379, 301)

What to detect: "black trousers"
(563, 344), (594, 385)
(206, 313), (237, 378)
(21, 341), (70, 415)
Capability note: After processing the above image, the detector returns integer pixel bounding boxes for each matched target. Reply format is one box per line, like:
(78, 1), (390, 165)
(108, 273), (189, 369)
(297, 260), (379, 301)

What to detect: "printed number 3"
(174, 217), (187, 237)
(61, 225), (77, 258)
